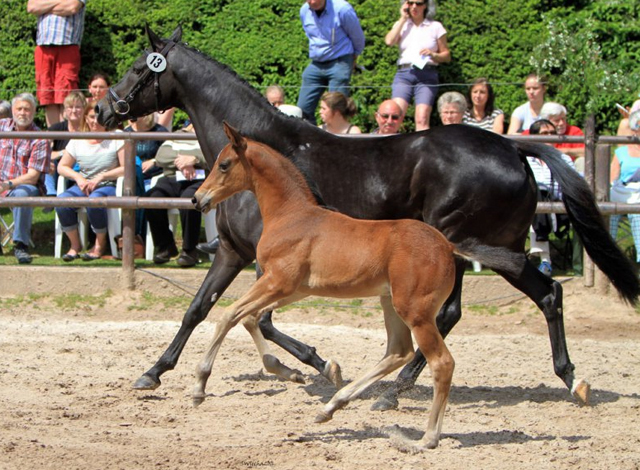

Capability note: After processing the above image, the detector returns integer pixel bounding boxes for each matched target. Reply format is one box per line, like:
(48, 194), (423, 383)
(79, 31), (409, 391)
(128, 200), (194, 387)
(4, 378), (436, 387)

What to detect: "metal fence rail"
(1, 127), (639, 290)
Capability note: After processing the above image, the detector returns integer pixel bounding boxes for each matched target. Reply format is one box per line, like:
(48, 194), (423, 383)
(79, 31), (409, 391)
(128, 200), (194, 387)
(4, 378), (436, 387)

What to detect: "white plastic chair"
(145, 175), (218, 261)
(54, 177), (122, 258)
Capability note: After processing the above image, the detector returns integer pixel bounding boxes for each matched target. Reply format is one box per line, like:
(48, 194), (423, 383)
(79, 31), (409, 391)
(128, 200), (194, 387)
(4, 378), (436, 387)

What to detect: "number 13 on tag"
(146, 53), (167, 72)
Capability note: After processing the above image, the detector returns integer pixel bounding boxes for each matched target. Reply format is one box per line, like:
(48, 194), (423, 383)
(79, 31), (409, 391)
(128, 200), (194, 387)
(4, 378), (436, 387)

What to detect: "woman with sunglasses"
(385, 0), (450, 131)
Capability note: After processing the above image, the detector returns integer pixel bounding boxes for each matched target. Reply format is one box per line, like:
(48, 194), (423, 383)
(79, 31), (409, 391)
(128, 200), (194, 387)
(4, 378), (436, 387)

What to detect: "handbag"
(610, 180), (640, 204)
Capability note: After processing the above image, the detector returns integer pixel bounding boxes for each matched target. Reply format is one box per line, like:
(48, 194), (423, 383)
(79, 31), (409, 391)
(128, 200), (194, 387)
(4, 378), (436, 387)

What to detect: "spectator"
(507, 73), (547, 134)
(463, 77), (504, 134)
(125, 114), (167, 240)
(27, 0), (86, 127)
(87, 73), (110, 101)
(370, 100), (405, 135)
(0, 93), (52, 264)
(318, 91), (362, 134)
(155, 108), (175, 132)
(540, 102), (585, 161)
(297, 0), (365, 124)
(609, 110), (640, 266)
(437, 91), (466, 125)
(527, 119), (578, 276)
(265, 85), (286, 107)
(45, 90), (87, 197)
(616, 95), (640, 137)
(55, 100), (129, 261)
(0, 100), (11, 119)
(385, 0), (450, 131)
(146, 123), (208, 268)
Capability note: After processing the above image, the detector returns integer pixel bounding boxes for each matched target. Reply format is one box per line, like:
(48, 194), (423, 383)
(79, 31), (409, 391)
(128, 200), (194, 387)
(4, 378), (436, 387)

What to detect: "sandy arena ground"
(0, 268), (639, 470)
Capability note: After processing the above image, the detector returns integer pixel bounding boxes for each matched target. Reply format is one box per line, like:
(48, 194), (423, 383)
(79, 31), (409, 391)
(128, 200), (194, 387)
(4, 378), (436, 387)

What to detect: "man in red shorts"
(27, 0), (86, 127)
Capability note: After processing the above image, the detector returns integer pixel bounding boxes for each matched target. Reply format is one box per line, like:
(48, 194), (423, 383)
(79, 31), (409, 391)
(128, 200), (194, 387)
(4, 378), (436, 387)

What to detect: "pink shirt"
(397, 19), (446, 66)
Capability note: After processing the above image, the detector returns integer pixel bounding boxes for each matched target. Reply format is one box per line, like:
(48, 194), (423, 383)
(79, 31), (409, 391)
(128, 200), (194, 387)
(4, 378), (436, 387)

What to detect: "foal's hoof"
(314, 411), (333, 424)
(572, 378), (591, 406)
(192, 394), (206, 407)
(322, 359), (343, 389)
(370, 394), (399, 412)
(290, 370), (306, 385)
(132, 374), (161, 390)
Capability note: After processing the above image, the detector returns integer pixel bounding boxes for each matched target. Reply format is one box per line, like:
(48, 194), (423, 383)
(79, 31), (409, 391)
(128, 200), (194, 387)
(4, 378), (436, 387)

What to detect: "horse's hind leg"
(134, 243), (251, 390)
(371, 257), (466, 411)
(315, 295), (414, 422)
(496, 260), (590, 405)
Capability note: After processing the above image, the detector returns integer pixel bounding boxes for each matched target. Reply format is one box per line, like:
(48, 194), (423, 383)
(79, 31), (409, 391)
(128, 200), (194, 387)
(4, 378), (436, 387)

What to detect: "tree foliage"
(0, 0), (637, 133)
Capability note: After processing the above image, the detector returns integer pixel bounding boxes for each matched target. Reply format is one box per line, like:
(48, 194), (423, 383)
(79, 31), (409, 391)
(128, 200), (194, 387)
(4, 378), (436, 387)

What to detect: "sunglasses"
(407, 1), (426, 5)
(378, 112), (401, 121)
(539, 131), (557, 135)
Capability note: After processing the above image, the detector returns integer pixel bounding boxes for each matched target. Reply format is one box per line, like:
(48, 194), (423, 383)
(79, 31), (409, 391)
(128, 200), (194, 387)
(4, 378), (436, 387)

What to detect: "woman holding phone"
(385, 0), (450, 131)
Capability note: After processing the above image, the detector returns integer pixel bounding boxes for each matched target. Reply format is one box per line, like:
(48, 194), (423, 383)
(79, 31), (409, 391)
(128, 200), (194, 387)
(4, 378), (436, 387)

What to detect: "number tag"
(146, 52), (167, 73)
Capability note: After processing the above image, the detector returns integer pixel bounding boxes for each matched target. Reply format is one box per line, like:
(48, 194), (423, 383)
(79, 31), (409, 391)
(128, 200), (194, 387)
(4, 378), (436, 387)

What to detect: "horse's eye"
(218, 159), (231, 173)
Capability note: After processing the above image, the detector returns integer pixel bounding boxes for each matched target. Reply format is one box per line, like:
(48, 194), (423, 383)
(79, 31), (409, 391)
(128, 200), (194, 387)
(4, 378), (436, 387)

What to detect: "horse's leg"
(241, 293), (311, 384)
(371, 257), (466, 411)
(192, 274), (298, 406)
(316, 295), (414, 422)
(257, 261), (342, 387)
(133, 243), (252, 390)
(495, 259), (590, 405)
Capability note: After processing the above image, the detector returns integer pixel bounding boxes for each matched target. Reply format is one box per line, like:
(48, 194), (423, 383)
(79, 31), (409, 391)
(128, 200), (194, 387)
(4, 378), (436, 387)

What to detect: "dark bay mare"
(96, 26), (638, 408)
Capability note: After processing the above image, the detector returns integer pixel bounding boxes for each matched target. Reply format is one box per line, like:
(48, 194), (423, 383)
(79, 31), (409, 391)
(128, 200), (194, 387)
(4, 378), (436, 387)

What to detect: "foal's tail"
(517, 141), (640, 305)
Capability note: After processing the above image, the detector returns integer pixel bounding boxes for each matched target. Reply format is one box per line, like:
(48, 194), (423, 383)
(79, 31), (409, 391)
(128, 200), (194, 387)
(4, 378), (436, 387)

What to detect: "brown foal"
(192, 123), (459, 449)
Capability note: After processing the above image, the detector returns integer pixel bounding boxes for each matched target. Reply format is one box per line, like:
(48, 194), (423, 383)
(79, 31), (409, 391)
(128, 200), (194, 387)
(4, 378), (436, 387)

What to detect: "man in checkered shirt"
(0, 93), (51, 264)
(27, 0), (86, 127)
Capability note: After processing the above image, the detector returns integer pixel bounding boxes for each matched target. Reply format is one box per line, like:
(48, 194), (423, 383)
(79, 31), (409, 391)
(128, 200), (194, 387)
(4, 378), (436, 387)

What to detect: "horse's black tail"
(517, 141), (640, 305)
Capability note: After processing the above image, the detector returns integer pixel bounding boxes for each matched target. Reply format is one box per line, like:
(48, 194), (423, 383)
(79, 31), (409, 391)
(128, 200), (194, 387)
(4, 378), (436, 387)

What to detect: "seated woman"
(527, 119), (577, 276)
(318, 92), (362, 135)
(56, 100), (130, 261)
(610, 110), (640, 265)
(462, 77), (504, 134)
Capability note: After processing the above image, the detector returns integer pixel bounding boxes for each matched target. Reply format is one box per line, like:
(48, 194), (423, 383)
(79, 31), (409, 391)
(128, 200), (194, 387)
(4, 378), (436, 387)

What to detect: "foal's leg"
(371, 257), (466, 411)
(316, 295), (414, 422)
(192, 275), (297, 406)
(242, 293), (311, 384)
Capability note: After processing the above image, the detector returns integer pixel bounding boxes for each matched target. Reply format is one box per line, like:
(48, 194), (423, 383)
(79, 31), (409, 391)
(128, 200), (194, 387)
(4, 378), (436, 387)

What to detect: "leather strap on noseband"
(107, 40), (177, 122)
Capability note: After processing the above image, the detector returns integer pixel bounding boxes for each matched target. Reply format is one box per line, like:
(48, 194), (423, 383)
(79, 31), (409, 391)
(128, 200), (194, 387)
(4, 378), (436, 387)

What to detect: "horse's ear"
(223, 122), (248, 156)
(168, 25), (182, 43)
(145, 24), (163, 51)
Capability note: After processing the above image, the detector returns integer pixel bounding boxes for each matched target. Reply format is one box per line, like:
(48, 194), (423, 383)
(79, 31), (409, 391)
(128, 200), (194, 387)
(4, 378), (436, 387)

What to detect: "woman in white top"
(56, 100), (130, 261)
(385, 0), (451, 131)
(507, 73), (547, 134)
(318, 91), (362, 135)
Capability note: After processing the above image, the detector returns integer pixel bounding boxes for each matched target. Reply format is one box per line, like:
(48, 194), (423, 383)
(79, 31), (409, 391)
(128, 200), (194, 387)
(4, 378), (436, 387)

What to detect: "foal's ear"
(168, 25), (183, 43)
(223, 121), (248, 156)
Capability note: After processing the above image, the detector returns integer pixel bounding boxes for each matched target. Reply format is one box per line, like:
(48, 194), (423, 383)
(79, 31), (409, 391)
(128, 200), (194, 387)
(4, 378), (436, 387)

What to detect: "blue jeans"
(55, 184), (116, 233)
(297, 54), (354, 123)
(6, 184), (39, 245)
(610, 214), (640, 262)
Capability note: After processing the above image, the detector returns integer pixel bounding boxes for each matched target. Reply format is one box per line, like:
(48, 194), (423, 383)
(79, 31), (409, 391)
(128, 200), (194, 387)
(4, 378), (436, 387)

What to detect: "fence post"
(583, 114), (596, 288)
(121, 137), (136, 290)
(594, 144), (611, 294)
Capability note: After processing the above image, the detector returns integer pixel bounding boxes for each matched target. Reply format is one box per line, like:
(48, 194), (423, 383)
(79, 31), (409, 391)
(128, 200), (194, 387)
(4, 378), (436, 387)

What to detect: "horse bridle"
(106, 40), (177, 122)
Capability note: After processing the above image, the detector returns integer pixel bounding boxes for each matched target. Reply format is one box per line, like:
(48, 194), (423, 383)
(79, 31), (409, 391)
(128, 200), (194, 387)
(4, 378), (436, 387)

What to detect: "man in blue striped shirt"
(27, 0), (86, 127)
(297, 0), (365, 124)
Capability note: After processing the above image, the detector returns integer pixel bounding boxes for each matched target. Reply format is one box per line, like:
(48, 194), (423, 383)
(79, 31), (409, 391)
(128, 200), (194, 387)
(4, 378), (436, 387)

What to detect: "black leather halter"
(106, 40), (177, 122)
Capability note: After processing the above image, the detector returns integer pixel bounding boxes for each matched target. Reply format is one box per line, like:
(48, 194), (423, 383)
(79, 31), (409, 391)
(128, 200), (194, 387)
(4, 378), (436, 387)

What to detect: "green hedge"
(1, 0), (638, 133)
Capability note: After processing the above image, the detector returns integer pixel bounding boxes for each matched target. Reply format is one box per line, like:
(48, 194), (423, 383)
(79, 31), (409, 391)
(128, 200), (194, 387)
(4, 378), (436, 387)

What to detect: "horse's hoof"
(132, 374), (160, 390)
(370, 395), (399, 412)
(572, 378), (591, 406)
(423, 438), (439, 450)
(322, 359), (343, 389)
(192, 395), (206, 407)
(314, 411), (332, 423)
